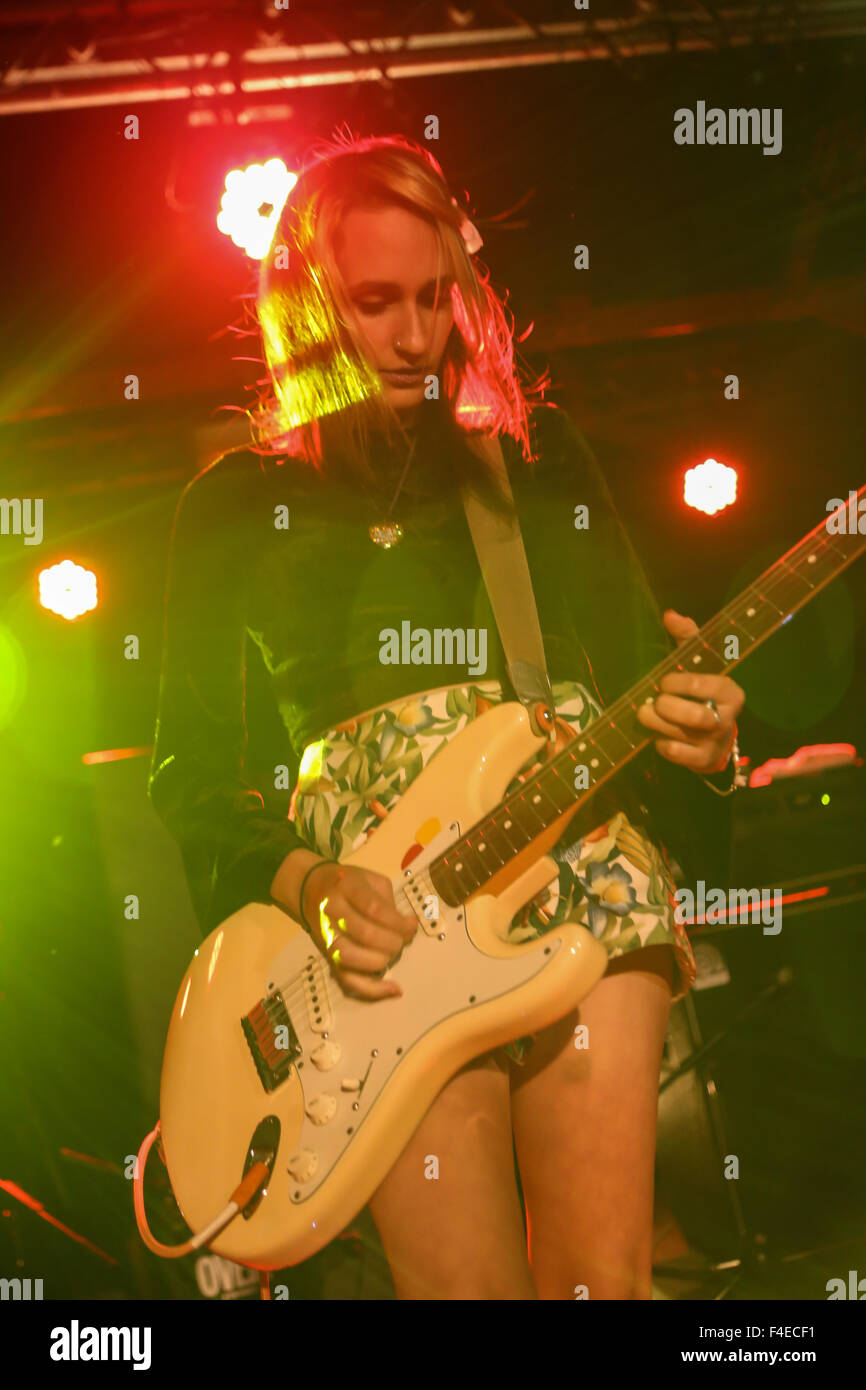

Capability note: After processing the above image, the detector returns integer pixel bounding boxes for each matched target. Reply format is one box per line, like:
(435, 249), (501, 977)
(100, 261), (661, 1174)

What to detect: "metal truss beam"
(1, 5), (864, 116)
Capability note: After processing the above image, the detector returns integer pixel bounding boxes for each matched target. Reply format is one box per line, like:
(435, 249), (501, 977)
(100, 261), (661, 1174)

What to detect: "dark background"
(0, 0), (864, 1299)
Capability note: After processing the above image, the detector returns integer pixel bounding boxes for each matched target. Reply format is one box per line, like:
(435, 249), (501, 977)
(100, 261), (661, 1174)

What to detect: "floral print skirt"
(289, 678), (697, 1067)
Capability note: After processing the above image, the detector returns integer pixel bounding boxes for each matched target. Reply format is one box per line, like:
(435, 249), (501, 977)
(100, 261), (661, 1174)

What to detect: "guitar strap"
(460, 434), (556, 740)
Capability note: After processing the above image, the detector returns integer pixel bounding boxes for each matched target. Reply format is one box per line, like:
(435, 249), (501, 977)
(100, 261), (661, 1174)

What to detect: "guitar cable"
(133, 1119), (270, 1259)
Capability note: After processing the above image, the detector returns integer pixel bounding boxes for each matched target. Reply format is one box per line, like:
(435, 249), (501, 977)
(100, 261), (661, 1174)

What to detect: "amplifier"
(730, 761), (865, 884)
(679, 760), (866, 1059)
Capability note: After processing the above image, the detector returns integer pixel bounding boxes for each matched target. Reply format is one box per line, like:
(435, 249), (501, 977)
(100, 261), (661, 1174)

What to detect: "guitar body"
(159, 700), (610, 1268)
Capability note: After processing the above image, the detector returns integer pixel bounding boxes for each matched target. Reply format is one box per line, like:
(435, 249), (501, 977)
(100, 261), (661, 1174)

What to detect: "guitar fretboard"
(427, 488), (866, 907)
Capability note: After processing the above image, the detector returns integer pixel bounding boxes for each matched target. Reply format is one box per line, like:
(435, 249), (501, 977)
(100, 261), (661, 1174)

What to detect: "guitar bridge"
(241, 991), (300, 1094)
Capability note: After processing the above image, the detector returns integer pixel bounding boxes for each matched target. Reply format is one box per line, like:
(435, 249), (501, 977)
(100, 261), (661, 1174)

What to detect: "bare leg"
(367, 1051), (536, 1300)
(509, 944), (675, 1300)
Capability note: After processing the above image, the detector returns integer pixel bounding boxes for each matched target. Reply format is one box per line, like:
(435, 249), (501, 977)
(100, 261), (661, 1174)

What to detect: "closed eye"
(349, 278), (454, 316)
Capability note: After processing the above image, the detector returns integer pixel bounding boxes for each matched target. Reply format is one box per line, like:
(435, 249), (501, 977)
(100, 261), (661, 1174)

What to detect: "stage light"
(38, 560), (98, 620)
(217, 158), (297, 260)
(684, 458), (737, 516)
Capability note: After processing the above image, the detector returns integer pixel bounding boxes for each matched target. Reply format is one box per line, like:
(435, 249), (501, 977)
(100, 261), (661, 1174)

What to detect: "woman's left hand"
(636, 609), (745, 774)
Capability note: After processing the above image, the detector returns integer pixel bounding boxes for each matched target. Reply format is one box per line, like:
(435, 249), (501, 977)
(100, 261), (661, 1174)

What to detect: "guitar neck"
(429, 487), (866, 906)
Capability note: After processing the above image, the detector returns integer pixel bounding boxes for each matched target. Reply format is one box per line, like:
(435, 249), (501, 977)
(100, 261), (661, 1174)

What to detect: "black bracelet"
(298, 859), (338, 931)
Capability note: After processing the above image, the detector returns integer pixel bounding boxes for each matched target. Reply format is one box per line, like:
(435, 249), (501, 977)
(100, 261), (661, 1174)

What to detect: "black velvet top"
(148, 404), (726, 933)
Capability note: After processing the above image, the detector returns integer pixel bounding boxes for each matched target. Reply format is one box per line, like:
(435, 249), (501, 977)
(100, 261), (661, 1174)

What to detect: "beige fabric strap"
(459, 435), (555, 730)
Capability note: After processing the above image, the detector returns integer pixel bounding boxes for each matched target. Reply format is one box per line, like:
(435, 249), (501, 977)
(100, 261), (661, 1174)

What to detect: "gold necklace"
(368, 437), (417, 548)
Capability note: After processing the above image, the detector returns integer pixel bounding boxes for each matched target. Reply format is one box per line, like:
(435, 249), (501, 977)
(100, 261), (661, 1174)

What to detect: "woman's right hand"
(300, 861), (417, 1000)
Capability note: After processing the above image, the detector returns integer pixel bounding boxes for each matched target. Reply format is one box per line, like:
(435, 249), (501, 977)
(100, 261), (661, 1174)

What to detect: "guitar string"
(583, 527), (856, 740)
(453, 522), (866, 845)
(247, 869), (433, 1043)
(260, 526), (861, 1029)
(247, 523), (864, 1039)
(427, 525), (861, 883)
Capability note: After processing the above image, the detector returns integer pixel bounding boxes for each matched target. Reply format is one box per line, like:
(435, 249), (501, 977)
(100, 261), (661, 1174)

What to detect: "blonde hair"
(248, 131), (541, 484)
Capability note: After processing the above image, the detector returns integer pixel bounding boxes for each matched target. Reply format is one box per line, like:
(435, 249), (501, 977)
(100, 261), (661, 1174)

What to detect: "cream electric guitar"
(154, 489), (865, 1269)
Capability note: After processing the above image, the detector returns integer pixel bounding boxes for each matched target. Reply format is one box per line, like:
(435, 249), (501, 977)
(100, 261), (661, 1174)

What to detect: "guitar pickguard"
(261, 820), (562, 1202)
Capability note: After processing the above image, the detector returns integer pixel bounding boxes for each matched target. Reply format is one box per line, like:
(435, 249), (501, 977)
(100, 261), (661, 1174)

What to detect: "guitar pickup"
(400, 822), (463, 936)
(400, 869), (442, 936)
(241, 991), (300, 1094)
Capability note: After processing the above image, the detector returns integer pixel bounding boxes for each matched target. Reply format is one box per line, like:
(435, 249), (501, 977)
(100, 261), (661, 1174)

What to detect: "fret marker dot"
(504, 820), (512, 830)
(532, 794), (541, 804)
(456, 862), (464, 873)
(479, 842), (486, 852)
(692, 654), (702, 664)
(591, 758), (599, 768)
(807, 554), (816, 564)
(746, 607), (756, 617)
(578, 742), (586, 751)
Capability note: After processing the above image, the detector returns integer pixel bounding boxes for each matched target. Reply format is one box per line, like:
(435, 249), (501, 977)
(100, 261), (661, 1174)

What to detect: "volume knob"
(310, 1040), (342, 1070)
(305, 1093), (338, 1125)
(286, 1149), (318, 1183)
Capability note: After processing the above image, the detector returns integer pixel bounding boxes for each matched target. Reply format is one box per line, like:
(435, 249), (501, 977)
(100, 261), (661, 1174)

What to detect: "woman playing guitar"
(149, 133), (745, 1299)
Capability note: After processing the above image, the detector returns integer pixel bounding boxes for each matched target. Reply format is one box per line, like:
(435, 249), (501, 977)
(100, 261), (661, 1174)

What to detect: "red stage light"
(684, 458), (737, 515)
(217, 159), (298, 260)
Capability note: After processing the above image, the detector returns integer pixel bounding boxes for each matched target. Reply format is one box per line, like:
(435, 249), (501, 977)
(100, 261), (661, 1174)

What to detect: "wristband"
(298, 859), (339, 931)
(701, 733), (747, 796)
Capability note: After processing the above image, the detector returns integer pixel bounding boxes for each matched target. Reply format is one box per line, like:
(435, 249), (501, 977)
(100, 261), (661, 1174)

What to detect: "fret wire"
(555, 746), (602, 796)
(535, 764), (574, 814)
(533, 785), (566, 821)
(456, 836), (490, 884)
(438, 849), (485, 894)
(755, 590), (788, 617)
(553, 733), (606, 789)
(515, 772), (560, 821)
(762, 539), (860, 608)
(797, 534), (841, 573)
(475, 815), (513, 863)
(511, 788), (548, 831)
(717, 606), (761, 636)
(777, 556), (817, 594)
(762, 535), (854, 598)
(685, 636), (727, 673)
(458, 811), (517, 867)
(548, 740), (608, 789)
(602, 719), (638, 754)
(553, 750), (587, 788)
(727, 605), (763, 640)
(699, 620), (735, 651)
(586, 737), (616, 771)
(486, 808), (526, 855)
(552, 748), (599, 790)
(822, 530), (858, 561)
(467, 820), (507, 869)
